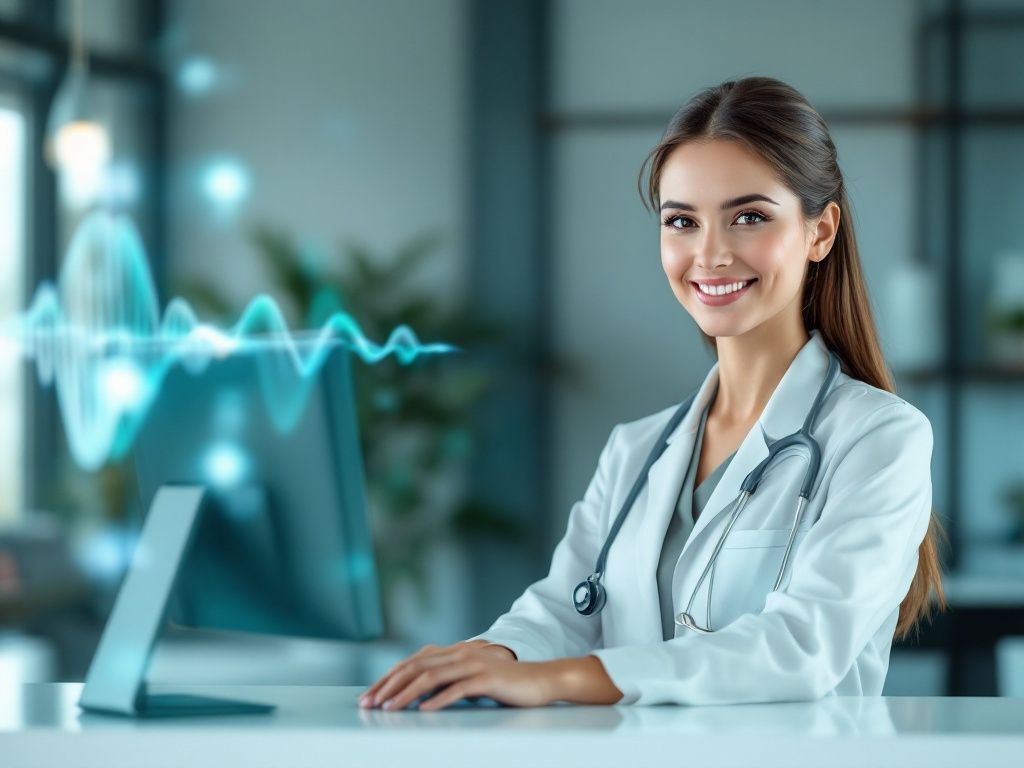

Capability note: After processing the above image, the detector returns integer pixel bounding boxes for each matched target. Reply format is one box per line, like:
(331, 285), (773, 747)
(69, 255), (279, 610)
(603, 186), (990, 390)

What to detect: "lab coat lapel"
(681, 329), (833, 553)
(632, 361), (720, 642)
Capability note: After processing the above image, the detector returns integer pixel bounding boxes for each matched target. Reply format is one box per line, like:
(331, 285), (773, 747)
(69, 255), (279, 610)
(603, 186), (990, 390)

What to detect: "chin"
(696, 320), (747, 339)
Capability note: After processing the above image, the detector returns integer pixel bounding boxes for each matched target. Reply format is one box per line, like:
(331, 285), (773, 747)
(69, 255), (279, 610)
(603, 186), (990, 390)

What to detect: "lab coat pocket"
(710, 526), (811, 628)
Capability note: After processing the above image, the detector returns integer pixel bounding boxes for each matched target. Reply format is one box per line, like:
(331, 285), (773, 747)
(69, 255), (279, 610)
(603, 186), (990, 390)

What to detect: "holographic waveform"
(0, 210), (459, 470)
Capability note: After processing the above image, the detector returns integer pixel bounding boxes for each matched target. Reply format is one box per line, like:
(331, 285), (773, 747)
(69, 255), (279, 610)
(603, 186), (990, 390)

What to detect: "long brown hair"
(637, 76), (946, 641)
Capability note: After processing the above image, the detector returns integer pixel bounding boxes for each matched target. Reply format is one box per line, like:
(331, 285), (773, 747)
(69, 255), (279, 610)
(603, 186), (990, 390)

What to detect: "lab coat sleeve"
(589, 401), (934, 705)
(461, 425), (619, 662)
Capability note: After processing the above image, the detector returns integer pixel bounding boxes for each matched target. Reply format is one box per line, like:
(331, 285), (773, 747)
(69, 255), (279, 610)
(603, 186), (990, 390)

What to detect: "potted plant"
(177, 224), (580, 640)
(988, 251), (1024, 368)
(1003, 482), (1024, 546)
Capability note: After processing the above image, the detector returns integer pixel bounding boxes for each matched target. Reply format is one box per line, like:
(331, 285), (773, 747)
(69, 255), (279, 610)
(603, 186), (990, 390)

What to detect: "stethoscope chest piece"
(573, 573), (606, 615)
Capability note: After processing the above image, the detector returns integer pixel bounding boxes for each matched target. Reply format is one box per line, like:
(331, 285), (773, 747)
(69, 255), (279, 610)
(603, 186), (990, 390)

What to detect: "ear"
(808, 201), (841, 263)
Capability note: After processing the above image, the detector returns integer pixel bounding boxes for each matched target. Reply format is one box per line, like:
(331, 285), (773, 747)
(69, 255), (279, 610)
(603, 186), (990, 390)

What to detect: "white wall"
(166, 0), (469, 313)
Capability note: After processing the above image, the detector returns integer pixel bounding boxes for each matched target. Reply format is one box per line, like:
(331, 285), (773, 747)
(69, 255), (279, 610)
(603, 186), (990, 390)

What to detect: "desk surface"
(3, 684), (1024, 768)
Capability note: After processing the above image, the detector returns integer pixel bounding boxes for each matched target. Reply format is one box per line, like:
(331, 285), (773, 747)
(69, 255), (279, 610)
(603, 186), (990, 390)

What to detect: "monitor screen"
(132, 346), (383, 642)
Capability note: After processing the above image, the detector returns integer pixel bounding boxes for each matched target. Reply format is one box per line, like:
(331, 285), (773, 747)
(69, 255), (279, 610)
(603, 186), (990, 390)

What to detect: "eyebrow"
(659, 193), (780, 212)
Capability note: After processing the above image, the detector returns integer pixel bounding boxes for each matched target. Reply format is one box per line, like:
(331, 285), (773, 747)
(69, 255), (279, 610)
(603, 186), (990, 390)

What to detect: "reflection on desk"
(2, 684), (1023, 767)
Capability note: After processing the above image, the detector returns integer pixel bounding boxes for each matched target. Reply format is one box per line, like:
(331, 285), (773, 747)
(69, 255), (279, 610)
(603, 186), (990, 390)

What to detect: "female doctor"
(359, 76), (947, 711)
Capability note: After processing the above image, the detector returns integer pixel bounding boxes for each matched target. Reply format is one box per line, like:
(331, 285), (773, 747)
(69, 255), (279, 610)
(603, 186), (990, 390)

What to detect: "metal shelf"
(898, 365), (1024, 385)
(898, 0), (1024, 697)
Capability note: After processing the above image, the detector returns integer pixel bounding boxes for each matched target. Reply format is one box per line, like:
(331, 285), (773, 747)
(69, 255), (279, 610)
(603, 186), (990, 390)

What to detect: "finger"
(361, 641), (474, 704)
(418, 675), (486, 712)
(372, 649), (465, 707)
(360, 645), (443, 703)
(373, 649), (466, 707)
(382, 661), (480, 712)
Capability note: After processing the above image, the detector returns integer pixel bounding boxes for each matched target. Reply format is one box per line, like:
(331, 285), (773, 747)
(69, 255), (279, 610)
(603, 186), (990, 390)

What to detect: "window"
(0, 98), (25, 525)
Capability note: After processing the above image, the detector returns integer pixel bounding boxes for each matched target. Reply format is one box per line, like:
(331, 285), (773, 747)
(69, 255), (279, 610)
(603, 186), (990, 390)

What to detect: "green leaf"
(249, 225), (315, 317)
(449, 499), (531, 544)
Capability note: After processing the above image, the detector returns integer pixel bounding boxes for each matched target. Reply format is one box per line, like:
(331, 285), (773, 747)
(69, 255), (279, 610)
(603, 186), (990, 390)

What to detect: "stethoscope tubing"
(573, 348), (841, 633)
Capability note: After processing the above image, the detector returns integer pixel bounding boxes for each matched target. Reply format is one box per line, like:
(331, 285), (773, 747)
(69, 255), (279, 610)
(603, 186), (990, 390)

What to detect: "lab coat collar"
(664, 328), (832, 447)
(633, 329), (833, 641)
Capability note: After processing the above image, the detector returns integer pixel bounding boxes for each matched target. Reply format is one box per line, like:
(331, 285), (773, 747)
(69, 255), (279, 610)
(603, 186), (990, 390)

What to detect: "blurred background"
(1, 0), (1023, 698)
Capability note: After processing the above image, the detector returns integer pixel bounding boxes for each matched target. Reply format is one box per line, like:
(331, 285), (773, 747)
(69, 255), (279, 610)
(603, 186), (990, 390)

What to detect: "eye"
(735, 210), (768, 225)
(660, 210), (770, 230)
(661, 214), (693, 230)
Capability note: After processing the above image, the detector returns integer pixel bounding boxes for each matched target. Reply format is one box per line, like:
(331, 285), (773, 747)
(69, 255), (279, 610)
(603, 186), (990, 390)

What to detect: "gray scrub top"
(656, 389), (736, 641)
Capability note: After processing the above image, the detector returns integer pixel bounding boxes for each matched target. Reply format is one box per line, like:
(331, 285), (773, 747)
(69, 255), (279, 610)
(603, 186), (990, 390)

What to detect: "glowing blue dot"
(201, 159), (249, 208)
(76, 526), (137, 582)
(177, 56), (218, 96)
(203, 442), (248, 487)
(100, 358), (146, 409)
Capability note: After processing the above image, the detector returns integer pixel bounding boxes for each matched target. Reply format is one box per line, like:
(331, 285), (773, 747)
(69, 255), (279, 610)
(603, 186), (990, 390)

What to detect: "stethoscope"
(573, 348), (841, 634)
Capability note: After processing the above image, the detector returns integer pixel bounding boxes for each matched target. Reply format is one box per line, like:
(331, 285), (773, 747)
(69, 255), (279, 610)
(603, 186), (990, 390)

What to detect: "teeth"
(697, 280), (751, 296)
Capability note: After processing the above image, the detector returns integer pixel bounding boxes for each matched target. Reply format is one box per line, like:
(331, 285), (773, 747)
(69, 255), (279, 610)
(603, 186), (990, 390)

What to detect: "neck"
(711, 308), (809, 425)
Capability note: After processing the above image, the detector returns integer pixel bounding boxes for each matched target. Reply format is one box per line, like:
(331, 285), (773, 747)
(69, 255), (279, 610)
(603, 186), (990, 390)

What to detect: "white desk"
(2, 684), (1023, 768)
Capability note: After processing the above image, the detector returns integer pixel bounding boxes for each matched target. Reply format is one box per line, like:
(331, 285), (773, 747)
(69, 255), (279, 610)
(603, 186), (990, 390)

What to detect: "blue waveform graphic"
(1, 211), (459, 470)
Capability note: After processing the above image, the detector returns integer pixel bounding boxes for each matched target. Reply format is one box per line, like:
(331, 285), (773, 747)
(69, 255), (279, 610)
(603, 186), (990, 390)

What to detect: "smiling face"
(658, 138), (820, 341)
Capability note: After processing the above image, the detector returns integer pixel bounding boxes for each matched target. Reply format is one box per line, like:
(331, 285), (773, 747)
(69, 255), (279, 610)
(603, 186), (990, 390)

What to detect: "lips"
(690, 278), (757, 306)
(690, 278), (758, 287)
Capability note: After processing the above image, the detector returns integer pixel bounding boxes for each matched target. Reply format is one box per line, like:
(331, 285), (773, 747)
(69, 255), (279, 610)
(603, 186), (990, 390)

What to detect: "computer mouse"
(406, 689), (507, 710)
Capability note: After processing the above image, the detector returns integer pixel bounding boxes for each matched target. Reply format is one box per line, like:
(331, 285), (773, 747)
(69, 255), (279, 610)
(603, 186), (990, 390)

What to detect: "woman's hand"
(358, 639), (557, 711)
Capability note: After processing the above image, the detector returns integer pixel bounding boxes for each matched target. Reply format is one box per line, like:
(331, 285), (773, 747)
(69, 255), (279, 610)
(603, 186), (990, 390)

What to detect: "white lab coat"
(466, 329), (934, 706)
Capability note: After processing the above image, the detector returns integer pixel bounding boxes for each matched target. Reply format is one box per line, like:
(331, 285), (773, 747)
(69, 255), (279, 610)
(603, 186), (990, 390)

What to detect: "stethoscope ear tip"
(674, 611), (713, 634)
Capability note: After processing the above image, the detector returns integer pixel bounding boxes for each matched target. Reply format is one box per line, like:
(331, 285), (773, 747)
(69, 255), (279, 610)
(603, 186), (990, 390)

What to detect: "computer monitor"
(78, 346), (384, 717)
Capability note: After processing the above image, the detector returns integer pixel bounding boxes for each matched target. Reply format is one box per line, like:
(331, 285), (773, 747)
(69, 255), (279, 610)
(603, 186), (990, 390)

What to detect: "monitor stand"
(78, 485), (275, 717)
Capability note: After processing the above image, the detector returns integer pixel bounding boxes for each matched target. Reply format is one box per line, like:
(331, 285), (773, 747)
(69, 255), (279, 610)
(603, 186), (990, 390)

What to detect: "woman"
(359, 76), (947, 711)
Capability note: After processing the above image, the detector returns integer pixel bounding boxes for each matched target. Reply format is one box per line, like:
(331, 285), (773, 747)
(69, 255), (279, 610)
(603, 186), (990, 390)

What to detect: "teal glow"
(3, 210), (458, 470)
(201, 159), (249, 208)
(203, 442), (248, 488)
(176, 56), (219, 96)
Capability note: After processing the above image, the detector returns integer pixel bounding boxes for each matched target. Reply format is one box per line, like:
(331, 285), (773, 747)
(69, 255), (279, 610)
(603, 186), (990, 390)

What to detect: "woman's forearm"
(466, 640), (623, 704)
(546, 655), (625, 705)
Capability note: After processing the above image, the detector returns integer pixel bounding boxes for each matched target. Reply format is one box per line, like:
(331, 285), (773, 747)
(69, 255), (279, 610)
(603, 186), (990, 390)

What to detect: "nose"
(692, 226), (733, 272)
